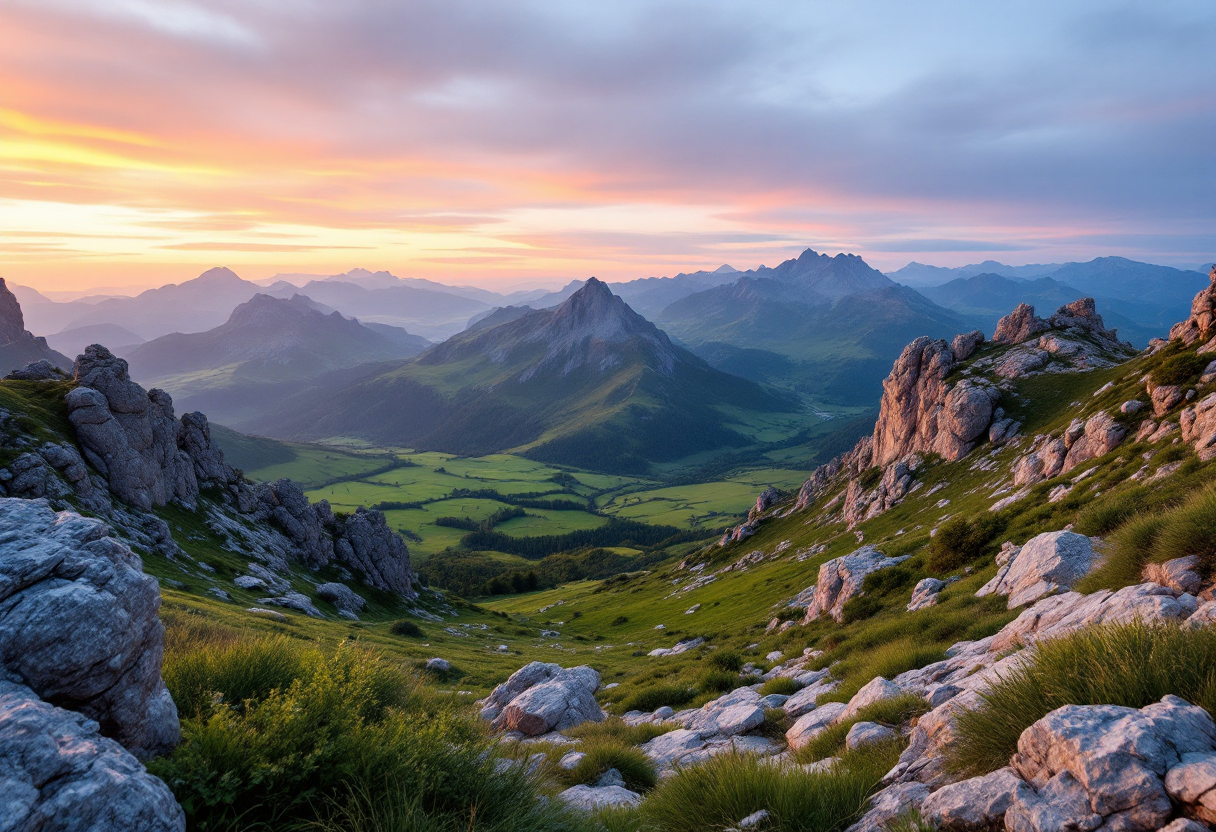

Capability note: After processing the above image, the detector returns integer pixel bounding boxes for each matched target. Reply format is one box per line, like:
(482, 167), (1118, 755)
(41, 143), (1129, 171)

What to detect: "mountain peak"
(0, 278), (27, 344)
(193, 267), (243, 285)
(713, 264), (738, 274)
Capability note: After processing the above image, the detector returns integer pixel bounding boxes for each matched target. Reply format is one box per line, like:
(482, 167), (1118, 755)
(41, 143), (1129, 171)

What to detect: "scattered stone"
(316, 581), (366, 616)
(921, 766), (1026, 831)
(256, 592), (324, 618)
(738, 809), (771, 829)
(559, 750), (586, 770)
(234, 575), (267, 590)
(908, 577), (945, 612)
(785, 702), (848, 750)
(425, 658), (452, 673)
(841, 677), (903, 722)
(845, 721), (898, 750)
(843, 782), (930, 832)
(245, 607), (286, 621)
(1143, 556), (1204, 595)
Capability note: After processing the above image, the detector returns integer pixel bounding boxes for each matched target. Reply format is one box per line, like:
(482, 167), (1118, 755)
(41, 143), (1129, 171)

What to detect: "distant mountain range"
(0, 279), (70, 373)
(242, 279), (806, 474)
(894, 257), (1209, 347)
(125, 294), (429, 426)
(654, 249), (970, 405)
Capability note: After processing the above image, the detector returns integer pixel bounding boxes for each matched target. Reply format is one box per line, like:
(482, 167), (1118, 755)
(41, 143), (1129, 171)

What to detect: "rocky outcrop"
(976, 530), (1096, 608)
(1012, 411), (1128, 487)
(316, 582), (366, 618)
(1181, 392), (1216, 461)
(333, 507), (415, 597)
(908, 577), (946, 612)
(244, 478), (335, 569)
(0, 679), (184, 832)
(871, 337), (1001, 467)
(1007, 696), (1216, 831)
(802, 546), (910, 623)
(0, 498), (179, 758)
(557, 784), (641, 812)
(993, 303), (1050, 346)
(478, 662), (604, 737)
(1143, 556), (1204, 596)
(951, 330), (985, 361)
(842, 455), (920, 527)
(1169, 265), (1216, 346)
(66, 346), (200, 511)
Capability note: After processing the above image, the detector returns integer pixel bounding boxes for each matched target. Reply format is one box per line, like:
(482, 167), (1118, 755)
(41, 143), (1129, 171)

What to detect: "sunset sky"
(2, 0), (1213, 294)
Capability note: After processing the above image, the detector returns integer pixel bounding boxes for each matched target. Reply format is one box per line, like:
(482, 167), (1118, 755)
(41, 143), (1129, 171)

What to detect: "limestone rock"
(333, 507), (415, 597)
(841, 677), (903, 722)
(843, 782), (930, 832)
(1164, 751), (1216, 825)
(1009, 696), (1216, 832)
(479, 662), (603, 736)
(802, 546), (909, 622)
(783, 674), (840, 718)
(425, 657), (452, 673)
(871, 337), (1000, 467)
(67, 346), (199, 510)
(921, 766), (1027, 832)
(641, 728), (706, 766)
(976, 530), (1096, 608)
(785, 701), (847, 750)
(908, 577), (945, 612)
(1061, 411), (1127, 471)
(1180, 393), (1216, 461)
(246, 479), (334, 569)
(845, 721), (897, 750)
(684, 687), (765, 738)
(1143, 556), (1204, 596)
(557, 784), (641, 812)
(951, 330), (985, 361)
(0, 498), (179, 758)
(1153, 384), (1187, 417)
(178, 411), (240, 486)
(750, 486), (780, 519)
(1169, 266), (1216, 345)
(316, 582), (366, 616)
(0, 679), (184, 832)
(993, 303), (1050, 345)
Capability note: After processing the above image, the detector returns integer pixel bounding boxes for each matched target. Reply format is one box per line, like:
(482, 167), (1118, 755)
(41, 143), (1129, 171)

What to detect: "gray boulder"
(557, 784), (641, 812)
(920, 766), (1027, 831)
(316, 582), (366, 616)
(256, 591), (323, 618)
(247, 479), (334, 569)
(478, 662), (603, 736)
(802, 546), (909, 622)
(333, 507), (415, 597)
(0, 498), (179, 758)
(908, 577), (945, 612)
(786, 701), (847, 750)
(684, 687), (765, 738)
(845, 721), (897, 750)
(0, 679), (184, 832)
(1008, 696), (1216, 832)
(977, 530), (1095, 608)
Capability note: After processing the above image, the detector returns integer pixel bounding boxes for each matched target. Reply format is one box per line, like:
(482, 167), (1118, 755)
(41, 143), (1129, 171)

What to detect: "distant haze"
(2, 1), (1212, 293)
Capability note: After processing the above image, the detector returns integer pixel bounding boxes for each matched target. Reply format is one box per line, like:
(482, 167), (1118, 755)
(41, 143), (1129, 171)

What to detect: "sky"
(2, 0), (1214, 294)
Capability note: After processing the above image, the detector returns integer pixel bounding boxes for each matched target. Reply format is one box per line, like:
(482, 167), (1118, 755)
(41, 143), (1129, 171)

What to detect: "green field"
(600, 468), (811, 527)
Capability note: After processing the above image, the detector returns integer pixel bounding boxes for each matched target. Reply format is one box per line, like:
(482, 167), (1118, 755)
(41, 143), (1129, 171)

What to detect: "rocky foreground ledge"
(0, 498), (184, 831)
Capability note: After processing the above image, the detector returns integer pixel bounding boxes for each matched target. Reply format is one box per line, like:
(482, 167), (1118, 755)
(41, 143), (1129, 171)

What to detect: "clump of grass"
(759, 677), (799, 697)
(561, 737), (657, 793)
(794, 694), (927, 763)
(1075, 513), (1165, 592)
(617, 683), (698, 714)
(566, 716), (674, 746)
(1151, 350), (1210, 387)
(699, 668), (740, 694)
(707, 649), (744, 672)
(642, 742), (901, 832)
(820, 639), (948, 703)
(389, 619), (425, 637)
(948, 621), (1216, 777)
(927, 515), (1006, 574)
(162, 633), (314, 719)
(1072, 485), (1152, 537)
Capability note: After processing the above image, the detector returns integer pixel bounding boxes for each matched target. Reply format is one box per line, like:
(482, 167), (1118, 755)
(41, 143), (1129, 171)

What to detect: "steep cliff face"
(1169, 265), (1216, 347)
(0, 278), (71, 373)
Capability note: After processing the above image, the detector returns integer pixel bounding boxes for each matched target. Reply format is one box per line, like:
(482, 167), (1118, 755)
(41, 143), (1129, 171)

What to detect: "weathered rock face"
(1143, 556), (1204, 596)
(315, 582), (366, 618)
(1169, 265), (1216, 346)
(976, 530), (1096, 608)
(1181, 392), (1216, 461)
(245, 478), (335, 569)
(842, 455), (919, 528)
(67, 346), (199, 511)
(908, 577), (945, 612)
(0, 679), (185, 832)
(951, 330), (985, 362)
(178, 411), (240, 487)
(993, 303), (1051, 346)
(1008, 696), (1216, 832)
(921, 766), (1026, 831)
(0, 498), (179, 759)
(0, 278), (71, 373)
(871, 337), (1000, 467)
(333, 506), (415, 597)
(478, 662), (603, 736)
(802, 546), (910, 623)
(1012, 411), (1127, 487)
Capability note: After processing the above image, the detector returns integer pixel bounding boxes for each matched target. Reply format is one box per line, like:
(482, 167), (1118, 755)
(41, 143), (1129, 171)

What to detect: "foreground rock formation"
(0, 498), (184, 831)
(478, 662), (605, 736)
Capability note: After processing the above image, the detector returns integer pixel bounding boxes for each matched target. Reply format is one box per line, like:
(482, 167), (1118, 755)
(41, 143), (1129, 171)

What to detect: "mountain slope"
(125, 294), (428, 425)
(245, 279), (808, 473)
(657, 250), (969, 405)
(0, 278), (72, 373)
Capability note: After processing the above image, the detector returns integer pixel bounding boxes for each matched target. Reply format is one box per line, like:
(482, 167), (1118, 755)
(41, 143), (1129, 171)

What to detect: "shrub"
(1151, 351), (1210, 387)
(707, 649), (744, 672)
(389, 619), (425, 638)
(699, 668), (741, 695)
(610, 615), (629, 626)
(927, 515), (1006, 573)
(858, 467), (883, 490)
(759, 677), (799, 697)
(641, 742), (900, 832)
(840, 595), (882, 624)
(949, 621), (1216, 777)
(861, 566), (915, 595)
(561, 737), (657, 792)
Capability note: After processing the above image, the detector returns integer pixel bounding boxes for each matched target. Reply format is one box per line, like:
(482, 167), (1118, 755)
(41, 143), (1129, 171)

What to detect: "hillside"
(657, 250), (969, 405)
(244, 278), (813, 474)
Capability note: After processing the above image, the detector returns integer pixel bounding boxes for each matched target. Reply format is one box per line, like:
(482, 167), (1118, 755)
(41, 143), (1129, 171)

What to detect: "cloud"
(865, 239), (1035, 253)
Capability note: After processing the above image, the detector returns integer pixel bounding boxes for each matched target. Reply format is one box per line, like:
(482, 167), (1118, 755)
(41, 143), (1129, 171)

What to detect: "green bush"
(1151, 351), (1210, 387)
(642, 743), (900, 832)
(561, 737), (657, 792)
(389, 619), (425, 638)
(840, 595), (882, 625)
(707, 649), (744, 672)
(699, 668), (741, 694)
(949, 621), (1216, 777)
(927, 515), (1006, 573)
(152, 636), (574, 832)
(759, 677), (799, 697)
(860, 566), (915, 595)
